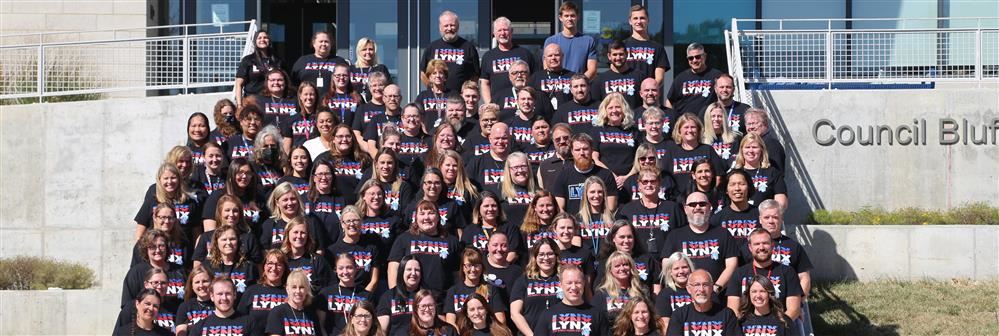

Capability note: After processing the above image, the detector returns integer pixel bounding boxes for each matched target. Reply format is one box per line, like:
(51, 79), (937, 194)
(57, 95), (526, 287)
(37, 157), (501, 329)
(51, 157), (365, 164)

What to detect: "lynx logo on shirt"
(635, 262), (650, 280)
(722, 220), (759, 240)
(527, 280), (561, 296)
(271, 228), (285, 245)
(681, 80), (714, 98)
(154, 312), (175, 331)
(291, 119), (315, 138)
(568, 183), (584, 200)
(580, 219), (608, 240)
(669, 294), (693, 311)
(205, 181), (225, 193)
(244, 207), (261, 223)
(627, 46), (657, 65)
(231, 145), (253, 159)
(399, 142), (429, 155)
(266, 102), (298, 117)
(452, 293), (472, 311)
(752, 175), (769, 193)
(528, 149), (556, 163)
(361, 109), (384, 124)
(603, 78), (636, 96)
(631, 213), (672, 233)
(502, 96), (518, 110)
(491, 57), (519, 73)
(683, 321), (725, 336)
(550, 313), (594, 335)
(313, 201), (342, 215)
(167, 277), (186, 297)
(350, 251), (374, 271)
(408, 240), (450, 258)
(350, 71), (369, 85)
(172, 204), (191, 225)
(604, 295), (630, 313)
(252, 294), (286, 310)
(729, 115), (742, 133)
(540, 77), (572, 94)
(361, 221), (391, 239)
(327, 294), (366, 313)
(305, 61), (338, 72)
(292, 182), (309, 195)
(526, 231), (556, 249)
(511, 126), (532, 143)
(390, 298), (414, 315)
(192, 151), (205, 166)
(282, 317), (316, 335)
(628, 185), (668, 201)
(712, 141), (735, 160)
(168, 247), (185, 266)
(230, 272), (249, 293)
(672, 155), (708, 175)
(740, 276), (783, 298)
(598, 131), (635, 146)
(482, 169), (504, 185)
(469, 233), (490, 251)
(743, 325), (779, 336)
(434, 48), (466, 64)
(335, 161), (364, 179)
(656, 148), (668, 159)
(473, 143), (491, 155)
(771, 246), (792, 266)
(258, 170), (280, 188)
(422, 97), (447, 112)
(560, 257), (584, 268)
(292, 265), (315, 283)
(682, 239), (721, 260)
(568, 109), (598, 125)
(185, 309), (213, 325)
(385, 190), (401, 210)
(328, 97), (358, 112)
(507, 191), (533, 205)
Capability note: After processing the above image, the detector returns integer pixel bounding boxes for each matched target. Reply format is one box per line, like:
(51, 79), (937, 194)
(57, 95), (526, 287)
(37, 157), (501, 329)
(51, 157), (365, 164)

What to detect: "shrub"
(810, 202), (999, 225)
(0, 256), (95, 290)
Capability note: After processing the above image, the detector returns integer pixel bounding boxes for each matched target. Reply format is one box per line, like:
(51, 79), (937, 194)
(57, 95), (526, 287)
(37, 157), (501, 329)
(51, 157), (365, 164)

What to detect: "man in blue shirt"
(544, 1), (597, 80)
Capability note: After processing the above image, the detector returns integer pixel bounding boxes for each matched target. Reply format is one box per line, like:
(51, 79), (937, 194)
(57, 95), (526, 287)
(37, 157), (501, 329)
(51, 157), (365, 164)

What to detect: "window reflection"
(429, 1), (479, 46)
(350, 0), (400, 78)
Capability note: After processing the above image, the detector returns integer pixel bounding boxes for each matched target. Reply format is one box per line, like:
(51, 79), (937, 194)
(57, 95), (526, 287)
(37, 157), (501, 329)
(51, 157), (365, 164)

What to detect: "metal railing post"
(825, 31), (834, 88)
(974, 29), (983, 81)
(182, 36), (190, 94)
(37, 45), (44, 101)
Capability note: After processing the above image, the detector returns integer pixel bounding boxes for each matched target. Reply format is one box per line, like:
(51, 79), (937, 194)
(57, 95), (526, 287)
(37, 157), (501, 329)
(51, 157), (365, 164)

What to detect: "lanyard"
(752, 264), (773, 280)
(337, 284), (357, 320)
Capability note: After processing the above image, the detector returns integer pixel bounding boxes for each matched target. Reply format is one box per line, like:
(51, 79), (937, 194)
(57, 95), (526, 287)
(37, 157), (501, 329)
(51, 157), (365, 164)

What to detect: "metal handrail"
(0, 21), (253, 39)
(734, 17), (997, 30)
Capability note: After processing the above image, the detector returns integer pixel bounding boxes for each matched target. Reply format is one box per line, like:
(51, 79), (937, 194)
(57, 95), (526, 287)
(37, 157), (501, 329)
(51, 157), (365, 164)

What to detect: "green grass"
(809, 279), (999, 335)
(0, 256), (95, 290)
(811, 202), (999, 225)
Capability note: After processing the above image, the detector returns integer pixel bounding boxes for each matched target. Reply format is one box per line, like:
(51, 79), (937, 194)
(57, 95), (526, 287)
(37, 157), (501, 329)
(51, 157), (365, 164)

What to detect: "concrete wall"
(790, 225), (999, 281)
(0, 0), (144, 37)
(753, 88), (999, 223)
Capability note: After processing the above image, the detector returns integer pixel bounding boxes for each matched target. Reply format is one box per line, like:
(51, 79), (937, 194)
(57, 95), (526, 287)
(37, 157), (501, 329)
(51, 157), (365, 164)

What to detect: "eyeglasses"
(154, 215), (174, 221)
(639, 179), (658, 185)
(333, 74), (349, 78)
(537, 252), (556, 258)
(418, 304), (436, 311)
(688, 282), (712, 288)
(510, 70), (528, 76)
(638, 156), (656, 162)
(686, 201), (710, 208)
(315, 172), (333, 177)
(147, 244), (168, 250)
(146, 280), (167, 286)
(342, 219), (361, 225)
(463, 264), (483, 269)
(353, 313), (373, 320)
(687, 54), (704, 61)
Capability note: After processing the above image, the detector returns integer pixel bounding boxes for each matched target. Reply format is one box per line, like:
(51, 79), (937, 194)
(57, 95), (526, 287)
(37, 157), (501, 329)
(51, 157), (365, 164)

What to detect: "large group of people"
(116, 2), (811, 336)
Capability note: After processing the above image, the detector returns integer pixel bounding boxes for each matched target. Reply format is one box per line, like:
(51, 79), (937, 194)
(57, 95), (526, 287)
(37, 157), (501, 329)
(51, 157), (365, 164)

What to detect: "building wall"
(0, 0), (145, 41)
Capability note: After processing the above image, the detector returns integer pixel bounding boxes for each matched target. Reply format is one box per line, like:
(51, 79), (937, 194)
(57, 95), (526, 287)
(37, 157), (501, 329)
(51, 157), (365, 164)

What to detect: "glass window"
(673, 0), (754, 73)
(349, 0), (400, 77)
(194, 0), (249, 33)
(582, 0), (632, 69)
(429, 1), (479, 46)
(762, 0), (845, 29)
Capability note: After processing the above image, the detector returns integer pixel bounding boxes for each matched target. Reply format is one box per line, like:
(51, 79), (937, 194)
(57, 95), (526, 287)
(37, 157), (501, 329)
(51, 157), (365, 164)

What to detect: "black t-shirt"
(264, 303), (321, 335)
(665, 304), (741, 336)
(252, 162), (283, 196)
(114, 300), (179, 335)
(252, 94), (300, 127)
(666, 68), (724, 117)
(743, 167), (786, 206)
(551, 165), (616, 214)
(258, 216), (328, 252)
(510, 274), (562, 327)
(531, 68), (576, 109)
(461, 128), (491, 162)
(277, 176), (311, 198)
(654, 286), (692, 318)
(624, 37), (670, 80)
(726, 263), (803, 310)
(558, 245), (596, 278)
(589, 124), (639, 176)
(420, 37), (481, 92)
(290, 54), (349, 96)
(361, 112), (401, 142)
(324, 92), (360, 127)
(480, 45), (538, 96)
(578, 213), (611, 257)
(314, 152), (368, 205)
(465, 153), (506, 195)
(761, 132), (787, 173)
(315, 283), (373, 335)
(591, 288), (638, 322)
(192, 165), (227, 195)
(225, 134), (255, 161)
(523, 142), (557, 170)
(443, 282), (508, 315)
(201, 189), (270, 231)
(493, 88), (554, 122)
(502, 113), (538, 148)
(617, 199), (685, 255)
(415, 89), (451, 129)
(660, 142), (725, 191)
(723, 101), (752, 135)
(710, 133), (742, 167)
(130, 239), (190, 270)
(192, 229), (262, 265)
(538, 155), (571, 192)
(280, 112), (317, 149)
(591, 67), (644, 108)
(769, 235), (813, 273)
(483, 262), (524, 300)
(402, 197), (467, 235)
(349, 64), (391, 99)
(287, 253), (333, 291)
(741, 312), (799, 336)
(388, 231), (461, 291)
(659, 225), (739, 282)
(188, 313), (253, 336)
(326, 238), (381, 287)
(460, 223), (522, 257)
(352, 102), (386, 132)
(204, 261), (259, 295)
(307, 192), (347, 236)
(112, 323), (173, 336)
(236, 283), (287, 333)
(532, 301), (609, 336)
(134, 184), (203, 239)
(360, 210), (404, 249)
(397, 131), (431, 167)
(236, 53), (283, 96)
(175, 298), (214, 331)
(552, 98), (599, 132)
(120, 263), (187, 307)
(375, 289), (416, 336)
(711, 205), (761, 261)
(501, 184), (534, 227)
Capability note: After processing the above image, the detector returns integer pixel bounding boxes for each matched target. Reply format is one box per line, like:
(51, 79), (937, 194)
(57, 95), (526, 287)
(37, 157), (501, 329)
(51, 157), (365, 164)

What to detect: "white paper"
(583, 10), (600, 34)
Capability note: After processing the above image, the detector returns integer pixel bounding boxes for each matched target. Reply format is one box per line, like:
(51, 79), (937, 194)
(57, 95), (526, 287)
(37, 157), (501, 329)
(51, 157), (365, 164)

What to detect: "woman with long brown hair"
(444, 248), (507, 324)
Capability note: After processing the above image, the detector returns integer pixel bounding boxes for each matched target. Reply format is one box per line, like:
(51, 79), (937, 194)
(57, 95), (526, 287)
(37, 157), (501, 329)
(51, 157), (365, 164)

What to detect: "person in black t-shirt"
(618, 167), (683, 255)
(714, 74), (751, 135)
(625, 5), (670, 84)
(744, 108), (786, 173)
(726, 229), (803, 321)
(417, 60), (452, 129)
(210, 98), (239, 149)
(134, 162), (203, 244)
(443, 248), (508, 324)
(466, 122), (512, 195)
(326, 206), (381, 293)
(265, 270), (320, 335)
(114, 268), (180, 335)
(188, 278), (253, 336)
(236, 250), (288, 335)
(665, 270), (741, 336)
(362, 84), (404, 156)
(420, 11), (480, 93)
(409, 289), (460, 336)
(175, 267), (215, 336)
(315, 252), (373, 335)
(480, 17), (537, 104)
(638, 107), (673, 164)
(635, 78), (679, 136)
(590, 92), (641, 183)
(322, 64), (362, 127)
(251, 69), (298, 127)
(660, 192), (738, 292)
(732, 133), (787, 208)
(187, 112), (212, 168)
(290, 31), (348, 99)
(738, 274), (799, 336)
(350, 38), (392, 104)
(531, 44), (575, 110)
(342, 300), (383, 336)
(122, 231), (189, 307)
(703, 102), (743, 168)
(503, 87), (547, 148)
(552, 133), (618, 214)
(758, 200), (812, 298)
(352, 72), (388, 145)
(656, 252), (696, 328)
(130, 203), (191, 269)
(592, 251), (649, 321)
(532, 266), (610, 336)
(537, 123), (574, 192)
(509, 238), (562, 335)
(612, 296), (666, 336)
(666, 43), (724, 117)
(552, 74), (599, 132)
(280, 83), (319, 154)
(115, 289), (174, 336)
(591, 40), (644, 109)
(235, 30), (283, 103)
(661, 113), (726, 191)
(203, 225), (259, 296)
(282, 217), (334, 292)
(388, 200), (461, 292)
(711, 169), (762, 259)
(376, 256), (424, 335)
(493, 62), (552, 121)
(455, 293), (515, 336)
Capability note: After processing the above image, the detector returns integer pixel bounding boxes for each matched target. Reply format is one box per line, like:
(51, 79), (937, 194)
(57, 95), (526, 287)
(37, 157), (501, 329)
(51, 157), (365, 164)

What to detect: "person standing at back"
(544, 1), (597, 80)
(624, 5), (670, 85)
(420, 10), (481, 93)
(666, 42), (723, 118)
(480, 17), (538, 104)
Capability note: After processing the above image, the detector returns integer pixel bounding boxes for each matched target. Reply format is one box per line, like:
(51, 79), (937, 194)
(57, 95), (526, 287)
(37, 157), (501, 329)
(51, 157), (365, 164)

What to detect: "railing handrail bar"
(739, 27), (999, 34)
(0, 31), (247, 49)
(0, 21), (254, 39)
(733, 17), (997, 23)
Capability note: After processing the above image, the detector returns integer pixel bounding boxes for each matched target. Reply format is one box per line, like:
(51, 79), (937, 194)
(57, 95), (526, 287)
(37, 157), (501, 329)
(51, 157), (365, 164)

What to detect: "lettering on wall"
(812, 118), (999, 146)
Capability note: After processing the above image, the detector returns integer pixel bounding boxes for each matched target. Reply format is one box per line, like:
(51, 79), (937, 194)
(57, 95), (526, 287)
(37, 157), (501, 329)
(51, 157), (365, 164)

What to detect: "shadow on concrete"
(808, 281), (901, 336)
